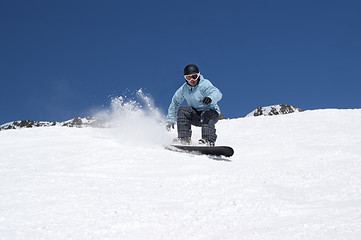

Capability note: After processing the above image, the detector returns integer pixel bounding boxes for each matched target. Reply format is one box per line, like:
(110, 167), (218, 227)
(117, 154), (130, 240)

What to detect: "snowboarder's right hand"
(166, 122), (175, 131)
(200, 97), (212, 106)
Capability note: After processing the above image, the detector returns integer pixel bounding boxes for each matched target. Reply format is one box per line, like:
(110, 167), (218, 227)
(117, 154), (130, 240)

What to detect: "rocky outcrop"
(246, 104), (303, 117)
(0, 116), (107, 131)
(219, 113), (226, 120)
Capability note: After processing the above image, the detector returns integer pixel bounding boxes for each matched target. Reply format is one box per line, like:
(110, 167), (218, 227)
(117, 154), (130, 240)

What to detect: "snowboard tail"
(170, 144), (234, 157)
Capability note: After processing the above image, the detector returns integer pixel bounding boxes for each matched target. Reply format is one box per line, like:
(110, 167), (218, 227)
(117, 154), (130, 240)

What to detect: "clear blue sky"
(1, 0), (360, 124)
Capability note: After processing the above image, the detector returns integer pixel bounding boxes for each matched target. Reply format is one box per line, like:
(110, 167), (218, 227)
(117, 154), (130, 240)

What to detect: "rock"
(62, 117), (83, 127)
(0, 116), (107, 131)
(246, 104), (303, 117)
(219, 113), (227, 120)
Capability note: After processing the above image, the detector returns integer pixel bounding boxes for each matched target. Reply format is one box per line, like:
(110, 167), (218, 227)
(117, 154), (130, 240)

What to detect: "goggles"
(184, 72), (200, 81)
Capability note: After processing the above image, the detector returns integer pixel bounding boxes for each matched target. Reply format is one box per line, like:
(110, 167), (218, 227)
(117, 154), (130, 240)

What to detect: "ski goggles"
(184, 72), (200, 81)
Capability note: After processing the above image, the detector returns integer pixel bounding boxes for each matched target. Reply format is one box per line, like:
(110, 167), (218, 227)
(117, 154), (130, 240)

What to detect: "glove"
(166, 122), (175, 131)
(201, 97), (212, 106)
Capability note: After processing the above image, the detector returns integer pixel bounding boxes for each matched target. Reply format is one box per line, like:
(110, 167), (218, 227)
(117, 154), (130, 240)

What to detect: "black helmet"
(184, 64), (200, 75)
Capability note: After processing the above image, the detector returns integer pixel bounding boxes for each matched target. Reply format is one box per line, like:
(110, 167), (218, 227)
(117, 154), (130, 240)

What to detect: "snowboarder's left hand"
(166, 122), (175, 131)
(201, 97), (212, 106)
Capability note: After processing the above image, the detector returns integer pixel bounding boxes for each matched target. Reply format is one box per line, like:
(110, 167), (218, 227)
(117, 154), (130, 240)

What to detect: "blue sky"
(1, 0), (360, 124)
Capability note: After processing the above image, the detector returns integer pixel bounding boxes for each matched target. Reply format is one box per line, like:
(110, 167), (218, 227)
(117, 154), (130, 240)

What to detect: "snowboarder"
(166, 64), (222, 146)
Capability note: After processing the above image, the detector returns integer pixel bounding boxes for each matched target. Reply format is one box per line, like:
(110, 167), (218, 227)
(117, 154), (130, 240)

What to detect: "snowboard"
(168, 144), (234, 157)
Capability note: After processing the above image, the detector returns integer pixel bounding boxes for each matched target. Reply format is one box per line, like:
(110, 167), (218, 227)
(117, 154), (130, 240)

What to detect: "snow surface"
(1, 103), (361, 239)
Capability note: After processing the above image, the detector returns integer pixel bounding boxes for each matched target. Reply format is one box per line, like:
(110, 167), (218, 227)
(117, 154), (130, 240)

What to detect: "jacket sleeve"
(166, 87), (185, 122)
(201, 80), (222, 103)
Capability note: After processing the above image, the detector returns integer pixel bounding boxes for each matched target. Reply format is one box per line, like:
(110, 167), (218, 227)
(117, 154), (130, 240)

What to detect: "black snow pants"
(177, 106), (219, 142)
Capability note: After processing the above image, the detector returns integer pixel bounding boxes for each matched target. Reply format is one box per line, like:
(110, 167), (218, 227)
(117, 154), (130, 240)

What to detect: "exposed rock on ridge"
(0, 116), (107, 131)
(246, 104), (303, 117)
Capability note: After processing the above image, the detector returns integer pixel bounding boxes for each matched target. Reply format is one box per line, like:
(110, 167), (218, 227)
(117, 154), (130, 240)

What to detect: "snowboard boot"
(198, 139), (215, 146)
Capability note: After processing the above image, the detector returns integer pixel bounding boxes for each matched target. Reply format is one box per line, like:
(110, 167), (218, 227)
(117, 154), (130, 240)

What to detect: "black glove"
(166, 122), (175, 131)
(201, 97), (212, 106)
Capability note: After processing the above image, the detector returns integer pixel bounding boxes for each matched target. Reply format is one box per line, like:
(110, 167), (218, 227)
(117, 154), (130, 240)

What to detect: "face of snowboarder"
(184, 72), (200, 87)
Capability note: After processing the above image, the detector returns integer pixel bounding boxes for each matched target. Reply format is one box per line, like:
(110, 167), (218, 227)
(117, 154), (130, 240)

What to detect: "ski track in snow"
(1, 109), (361, 239)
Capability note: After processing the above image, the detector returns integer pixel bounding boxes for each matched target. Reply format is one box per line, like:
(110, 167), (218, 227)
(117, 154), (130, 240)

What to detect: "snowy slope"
(1, 107), (361, 240)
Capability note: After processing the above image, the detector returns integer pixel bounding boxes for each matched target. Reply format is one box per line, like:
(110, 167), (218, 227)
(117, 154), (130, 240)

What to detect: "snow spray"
(94, 89), (172, 146)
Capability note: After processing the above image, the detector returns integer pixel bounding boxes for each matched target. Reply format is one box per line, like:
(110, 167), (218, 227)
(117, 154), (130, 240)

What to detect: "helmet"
(184, 64), (200, 75)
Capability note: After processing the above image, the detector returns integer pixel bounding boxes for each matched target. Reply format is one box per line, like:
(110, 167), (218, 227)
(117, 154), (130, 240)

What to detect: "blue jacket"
(167, 75), (222, 122)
